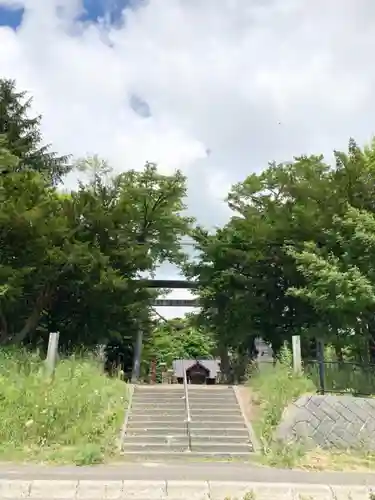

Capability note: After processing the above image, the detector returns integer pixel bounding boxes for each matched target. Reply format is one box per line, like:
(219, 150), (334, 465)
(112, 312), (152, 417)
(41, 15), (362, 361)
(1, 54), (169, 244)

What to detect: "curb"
(1, 479), (374, 499)
(232, 385), (260, 453)
(118, 383), (135, 452)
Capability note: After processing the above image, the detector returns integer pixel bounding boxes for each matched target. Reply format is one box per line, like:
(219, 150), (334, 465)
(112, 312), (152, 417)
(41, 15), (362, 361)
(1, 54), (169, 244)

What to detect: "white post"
(131, 329), (143, 383)
(292, 335), (302, 373)
(46, 331), (60, 378)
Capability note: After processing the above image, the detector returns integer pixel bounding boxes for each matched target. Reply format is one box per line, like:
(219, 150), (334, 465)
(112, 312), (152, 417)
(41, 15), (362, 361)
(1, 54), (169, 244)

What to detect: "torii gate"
(131, 279), (200, 382)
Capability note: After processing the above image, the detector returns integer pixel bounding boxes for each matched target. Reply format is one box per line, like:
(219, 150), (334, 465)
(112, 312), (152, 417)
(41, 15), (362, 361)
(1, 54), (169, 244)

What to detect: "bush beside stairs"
(121, 385), (254, 459)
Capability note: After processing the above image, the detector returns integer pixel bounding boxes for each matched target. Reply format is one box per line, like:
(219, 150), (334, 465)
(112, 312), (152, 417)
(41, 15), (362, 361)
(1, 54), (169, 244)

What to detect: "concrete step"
(129, 420), (247, 429)
(131, 406), (243, 418)
(129, 414), (184, 421)
(132, 396), (185, 402)
(124, 434), (250, 444)
(187, 389), (234, 394)
(131, 399), (236, 406)
(134, 389), (184, 395)
(122, 442), (188, 452)
(135, 391), (234, 397)
(129, 414), (244, 423)
(122, 442), (253, 453)
(120, 450), (255, 460)
(191, 408), (242, 414)
(134, 391), (236, 397)
(130, 409), (186, 416)
(126, 427), (249, 437)
(131, 401), (186, 408)
(124, 435), (188, 444)
(188, 385), (233, 395)
(134, 387), (233, 394)
(188, 398), (238, 404)
(132, 400), (237, 409)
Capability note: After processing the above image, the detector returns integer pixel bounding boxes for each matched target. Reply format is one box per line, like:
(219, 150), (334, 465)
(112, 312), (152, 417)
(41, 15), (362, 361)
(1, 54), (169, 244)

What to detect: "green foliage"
(0, 83), (193, 354)
(0, 349), (126, 463)
(0, 79), (71, 184)
(144, 316), (216, 370)
(251, 347), (316, 465)
(188, 137), (375, 371)
(5, 77), (375, 382)
(288, 207), (375, 320)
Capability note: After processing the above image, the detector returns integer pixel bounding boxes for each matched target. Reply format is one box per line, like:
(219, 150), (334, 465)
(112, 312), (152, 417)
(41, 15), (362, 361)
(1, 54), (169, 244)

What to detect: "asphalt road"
(1, 462), (375, 485)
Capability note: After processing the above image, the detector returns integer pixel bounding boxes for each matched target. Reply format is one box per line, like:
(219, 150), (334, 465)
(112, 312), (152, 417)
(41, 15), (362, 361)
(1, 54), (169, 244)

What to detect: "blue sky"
(0, 0), (130, 29)
(0, 4), (23, 28)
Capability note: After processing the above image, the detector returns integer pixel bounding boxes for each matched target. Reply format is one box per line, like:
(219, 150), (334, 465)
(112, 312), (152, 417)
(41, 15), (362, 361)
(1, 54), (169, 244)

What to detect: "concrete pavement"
(0, 478), (374, 498)
(2, 462), (375, 485)
(0, 463), (375, 498)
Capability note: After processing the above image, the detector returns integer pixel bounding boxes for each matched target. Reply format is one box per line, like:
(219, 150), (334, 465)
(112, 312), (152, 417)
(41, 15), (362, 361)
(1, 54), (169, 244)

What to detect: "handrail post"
(182, 361), (192, 452)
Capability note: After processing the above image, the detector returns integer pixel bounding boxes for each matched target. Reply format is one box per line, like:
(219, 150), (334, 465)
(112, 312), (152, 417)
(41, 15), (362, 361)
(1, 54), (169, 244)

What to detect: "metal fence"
(304, 360), (375, 396)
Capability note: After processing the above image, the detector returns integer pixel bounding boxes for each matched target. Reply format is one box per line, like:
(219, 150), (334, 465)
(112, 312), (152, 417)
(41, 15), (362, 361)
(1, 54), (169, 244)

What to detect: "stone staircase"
(121, 385), (254, 458)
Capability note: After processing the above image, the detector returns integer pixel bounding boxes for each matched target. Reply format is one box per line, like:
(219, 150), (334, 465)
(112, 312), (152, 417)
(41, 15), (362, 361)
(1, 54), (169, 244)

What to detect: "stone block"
(122, 480), (166, 499)
(30, 480), (77, 498)
(167, 480), (209, 499)
(0, 479), (31, 498)
(276, 395), (375, 451)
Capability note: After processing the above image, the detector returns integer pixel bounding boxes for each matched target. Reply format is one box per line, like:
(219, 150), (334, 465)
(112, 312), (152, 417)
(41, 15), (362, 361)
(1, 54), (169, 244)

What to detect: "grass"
(249, 348), (375, 471)
(249, 347), (316, 466)
(0, 349), (127, 465)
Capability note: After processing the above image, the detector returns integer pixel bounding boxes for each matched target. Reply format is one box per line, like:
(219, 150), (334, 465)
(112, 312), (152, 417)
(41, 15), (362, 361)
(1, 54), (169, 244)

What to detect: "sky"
(1, 0), (375, 318)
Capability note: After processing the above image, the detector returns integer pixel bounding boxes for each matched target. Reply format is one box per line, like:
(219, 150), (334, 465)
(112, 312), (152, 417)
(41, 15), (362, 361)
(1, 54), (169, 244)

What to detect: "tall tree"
(0, 79), (70, 184)
(0, 146), (193, 349)
(188, 155), (333, 370)
(189, 140), (375, 372)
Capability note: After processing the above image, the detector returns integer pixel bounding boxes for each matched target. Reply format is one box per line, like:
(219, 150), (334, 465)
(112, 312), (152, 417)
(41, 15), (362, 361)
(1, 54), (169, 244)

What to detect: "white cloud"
(2, 0), (375, 315)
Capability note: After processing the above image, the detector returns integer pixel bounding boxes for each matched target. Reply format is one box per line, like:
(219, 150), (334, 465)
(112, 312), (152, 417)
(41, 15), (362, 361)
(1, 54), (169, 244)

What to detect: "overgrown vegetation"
(0, 349), (127, 464)
(250, 349), (316, 467)
(250, 350), (375, 471)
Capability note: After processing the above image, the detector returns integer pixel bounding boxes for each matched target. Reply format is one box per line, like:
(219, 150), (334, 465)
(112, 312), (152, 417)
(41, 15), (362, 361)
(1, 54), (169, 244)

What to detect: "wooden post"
(46, 331), (60, 378)
(292, 335), (302, 374)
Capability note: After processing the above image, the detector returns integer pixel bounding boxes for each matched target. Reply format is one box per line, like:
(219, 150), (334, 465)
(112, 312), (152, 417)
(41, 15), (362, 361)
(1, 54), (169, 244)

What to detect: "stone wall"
(276, 394), (375, 450)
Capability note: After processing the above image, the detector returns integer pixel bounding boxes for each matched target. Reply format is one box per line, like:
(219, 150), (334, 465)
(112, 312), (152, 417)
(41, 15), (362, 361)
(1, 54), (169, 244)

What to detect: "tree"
(287, 207), (375, 362)
(0, 79), (70, 184)
(0, 142), (194, 349)
(188, 155), (333, 372)
(0, 138), (70, 344)
(143, 315), (216, 375)
(189, 139), (375, 374)
(46, 160), (193, 351)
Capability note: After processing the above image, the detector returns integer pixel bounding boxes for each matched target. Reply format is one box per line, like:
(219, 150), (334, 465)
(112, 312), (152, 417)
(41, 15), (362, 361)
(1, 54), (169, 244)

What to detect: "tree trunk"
(0, 285), (53, 346)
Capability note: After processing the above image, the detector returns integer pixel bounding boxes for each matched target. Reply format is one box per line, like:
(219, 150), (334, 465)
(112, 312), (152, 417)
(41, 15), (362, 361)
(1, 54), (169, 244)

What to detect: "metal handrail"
(182, 363), (192, 452)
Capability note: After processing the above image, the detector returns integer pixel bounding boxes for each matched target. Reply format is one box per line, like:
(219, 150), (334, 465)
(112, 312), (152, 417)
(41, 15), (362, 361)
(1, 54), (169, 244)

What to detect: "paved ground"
(1, 463), (375, 498)
(0, 478), (374, 499)
(1, 462), (375, 485)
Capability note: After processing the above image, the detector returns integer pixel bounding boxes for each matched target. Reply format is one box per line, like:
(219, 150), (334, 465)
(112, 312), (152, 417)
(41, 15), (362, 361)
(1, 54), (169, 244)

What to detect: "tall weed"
(0, 349), (127, 463)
